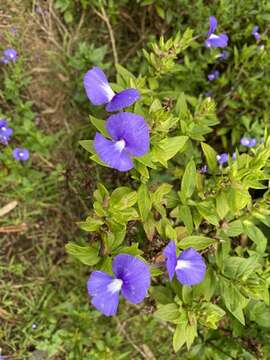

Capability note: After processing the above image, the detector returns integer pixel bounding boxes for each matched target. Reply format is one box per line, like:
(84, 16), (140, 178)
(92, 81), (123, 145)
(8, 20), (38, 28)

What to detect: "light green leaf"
(155, 303), (180, 322)
(181, 159), (196, 199)
(137, 184), (152, 221)
(179, 235), (216, 250)
(243, 221), (267, 254)
(79, 140), (95, 154)
(66, 242), (100, 266)
(173, 323), (187, 352)
(158, 136), (188, 161)
(201, 142), (218, 171)
(90, 116), (108, 137)
(110, 187), (137, 210)
(77, 218), (104, 232)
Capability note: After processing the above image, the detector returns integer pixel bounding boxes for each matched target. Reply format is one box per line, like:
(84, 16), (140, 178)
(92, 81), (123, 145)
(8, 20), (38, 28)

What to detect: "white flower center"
(101, 83), (115, 102)
(107, 278), (123, 294)
(19, 152), (24, 157)
(175, 259), (192, 270)
(209, 34), (219, 40)
(114, 139), (126, 152)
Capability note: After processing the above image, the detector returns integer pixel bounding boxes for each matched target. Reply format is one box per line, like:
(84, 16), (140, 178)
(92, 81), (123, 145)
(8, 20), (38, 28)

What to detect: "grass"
(0, 1), (174, 359)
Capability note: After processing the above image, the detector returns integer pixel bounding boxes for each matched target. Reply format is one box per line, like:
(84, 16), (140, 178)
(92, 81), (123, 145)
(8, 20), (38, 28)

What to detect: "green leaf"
(216, 192), (229, 219)
(179, 235), (216, 250)
(226, 220), (243, 237)
(79, 140), (94, 154)
(178, 205), (193, 233)
(173, 322), (187, 352)
(77, 218), (104, 232)
(89, 116), (108, 137)
(137, 184), (152, 221)
(200, 303), (225, 329)
(113, 243), (143, 256)
(66, 242), (100, 266)
(243, 221), (267, 254)
(155, 303), (180, 322)
(158, 136), (188, 161)
(110, 187), (137, 210)
(201, 142), (217, 171)
(181, 160), (196, 199)
(249, 302), (270, 328)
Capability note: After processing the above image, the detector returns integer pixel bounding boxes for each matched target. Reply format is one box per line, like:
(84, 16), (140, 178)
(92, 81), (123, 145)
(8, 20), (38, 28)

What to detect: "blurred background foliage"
(0, 0), (270, 359)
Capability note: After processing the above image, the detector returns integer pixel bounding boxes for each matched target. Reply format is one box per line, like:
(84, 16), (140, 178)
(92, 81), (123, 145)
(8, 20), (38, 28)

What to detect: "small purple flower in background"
(200, 165), (208, 174)
(208, 70), (220, 81)
(252, 26), (261, 41)
(87, 254), (150, 316)
(94, 112), (149, 172)
(163, 241), (206, 285)
(232, 152), (237, 161)
(217, 50), (228, 61)
(1, 48), (17, 64)
(205, 16), (228, 49)
(0, 120), (13, 144)
(240, 137), (257, 148)
(84, 67), (140, 112)
(0, 355), (4, 360)
(12, 148), (30, 161)
(10, 26), (17, 35)
(204, 91), (213, 98)
(217, 152), (229, 166)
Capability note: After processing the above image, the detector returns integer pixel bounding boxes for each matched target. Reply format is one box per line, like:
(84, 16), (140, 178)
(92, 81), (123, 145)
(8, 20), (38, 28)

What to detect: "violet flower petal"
(87, 271), (120, 316)
(12, 148), (29, 161)
(163, 240), (177, 281)
(106, 112), (149, 157)
(205, 33), (228, 48)
(93, 132), (133, 171)
(113, 254), (151, 304)
(208, 16), (217, 36)
(106, 88), (140, 112)
(175, 247), (206, 285)
(83, 67), (115, 106)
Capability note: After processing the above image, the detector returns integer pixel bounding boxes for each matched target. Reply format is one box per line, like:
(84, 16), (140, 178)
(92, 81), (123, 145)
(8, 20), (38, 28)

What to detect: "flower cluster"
(0, 119), (29, 162)
(1, 48), (17, 64)
(216, 136), (257, 166)
(208, 70), (220, 81)
(84, 66), (149, 171)
(87, 242), (206, 316)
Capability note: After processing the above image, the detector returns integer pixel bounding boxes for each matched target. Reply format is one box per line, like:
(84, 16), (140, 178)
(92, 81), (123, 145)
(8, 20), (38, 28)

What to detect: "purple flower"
(0, 120), (13, 144)
(240, 137), (257, 148)
(84, 67), (140, 112)
(208, 70), (220, 81)
(205, 16), (228, 49)
(252, 26), (261, 41)
(200, 165), (208, 174)
(1, 48), (17, 64)
(87, 254), (151, 316)
(217, 153), (229, 166)
(232, 152), (237, 161)
(163, 241), (206, 285)
(217, 50), (228, 61)
(12, 148), (30, 161)
(94, 112), (149, 172)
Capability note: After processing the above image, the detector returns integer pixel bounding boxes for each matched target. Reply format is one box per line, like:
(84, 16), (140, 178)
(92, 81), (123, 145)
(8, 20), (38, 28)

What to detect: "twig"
(94, 5), (118, 65)
(0, 201), (18, 217)
(0, 223), (27, 233)
(115, 318), (150, 359)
